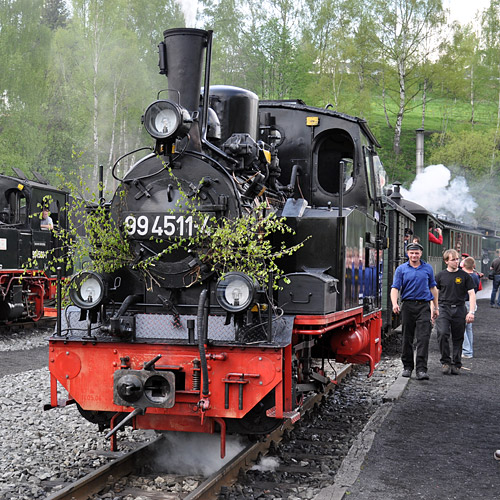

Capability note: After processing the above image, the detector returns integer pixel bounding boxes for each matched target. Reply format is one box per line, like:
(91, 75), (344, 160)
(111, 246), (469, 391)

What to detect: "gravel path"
(0, 330), (402, 499)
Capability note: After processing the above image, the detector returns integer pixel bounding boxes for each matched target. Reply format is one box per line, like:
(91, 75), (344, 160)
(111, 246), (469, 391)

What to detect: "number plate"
(123, 213), (211, 239)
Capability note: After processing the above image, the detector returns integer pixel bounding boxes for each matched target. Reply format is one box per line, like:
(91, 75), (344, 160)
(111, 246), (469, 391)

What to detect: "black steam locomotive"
(46, 28), (392, 456)
(0, 169), (70, 326)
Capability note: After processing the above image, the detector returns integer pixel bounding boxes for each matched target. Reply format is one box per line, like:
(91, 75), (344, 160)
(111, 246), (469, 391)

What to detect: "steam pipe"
(56, 267), (62, 336)
(197, 289), (210, 397)
(267, 273), (273, 343)
(201, 31), (213, 140)
(104, 294), (142, 335)
(416, 128), (424, 175)
(287, 164), (301, 193)
(339, 160), (345, 217)
(112, 294), (142, 319)
(99, 164), (104, 205)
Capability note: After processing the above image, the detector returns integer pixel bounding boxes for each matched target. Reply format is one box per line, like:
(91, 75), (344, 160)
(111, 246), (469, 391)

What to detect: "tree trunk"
(107, 79), (119, 186)
(393, 58), (406, 155)
(382, 72), (392, 129)
(92, 11), (100, 187)
(470, 64), (475, 126)
(491, 82), (500, 176)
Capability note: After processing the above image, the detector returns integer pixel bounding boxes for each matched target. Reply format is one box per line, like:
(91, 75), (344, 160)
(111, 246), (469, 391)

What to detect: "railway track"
(46, 364), (353, 500)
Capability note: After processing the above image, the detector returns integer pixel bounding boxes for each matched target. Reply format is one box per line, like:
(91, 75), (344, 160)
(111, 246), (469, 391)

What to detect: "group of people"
(391, 242), (478, 380)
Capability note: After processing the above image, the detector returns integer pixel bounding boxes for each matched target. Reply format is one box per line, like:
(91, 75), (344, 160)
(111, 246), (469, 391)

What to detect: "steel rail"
(46, 436), (165, 500)
(185, 363), (353, 500)
(46, 364), (352, 500)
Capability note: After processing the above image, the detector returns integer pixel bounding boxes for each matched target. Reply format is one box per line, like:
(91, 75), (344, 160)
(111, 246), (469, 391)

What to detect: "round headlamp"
(143, 100), (192, 140)
(216, 272), (256, 313)
(69, 271), (105, 310)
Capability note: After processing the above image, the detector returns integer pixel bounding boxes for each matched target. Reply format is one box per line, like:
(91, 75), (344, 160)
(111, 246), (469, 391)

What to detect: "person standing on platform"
(391, 242), (439, 380)
(490, 249), (500, 308)
(435, 249), (476, 375)
(462, 257), (480, 358)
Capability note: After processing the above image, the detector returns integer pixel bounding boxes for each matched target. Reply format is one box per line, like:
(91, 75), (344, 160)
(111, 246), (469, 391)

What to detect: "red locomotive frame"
(48, 306), (381, 456)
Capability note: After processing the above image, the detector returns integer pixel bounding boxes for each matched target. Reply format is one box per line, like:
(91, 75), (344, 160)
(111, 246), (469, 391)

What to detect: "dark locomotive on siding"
(47, 28), (493, 456)
(0, 170), (70, 326)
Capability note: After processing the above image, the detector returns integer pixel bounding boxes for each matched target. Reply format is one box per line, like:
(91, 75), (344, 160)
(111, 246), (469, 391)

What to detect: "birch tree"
(372, 0), (445, 156)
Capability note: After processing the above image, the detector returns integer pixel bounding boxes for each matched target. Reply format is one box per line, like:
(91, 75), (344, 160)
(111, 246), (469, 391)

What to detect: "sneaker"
(416, 371), (429, 380)
(462, 354), (473, 359)
(402, 369), (412, 378)
(451, 365), (461, 375)
(494, 450), (500, 461)
(441, 364), (451, 375)
(491, 304), (496, 308)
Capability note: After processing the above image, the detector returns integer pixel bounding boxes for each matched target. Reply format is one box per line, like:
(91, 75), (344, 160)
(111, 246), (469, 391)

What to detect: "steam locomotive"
(48, 27), (484, 456)
(0, 169), (70, 327)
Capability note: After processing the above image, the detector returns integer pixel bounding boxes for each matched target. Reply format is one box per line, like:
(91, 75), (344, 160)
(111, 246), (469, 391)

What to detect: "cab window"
(316, 130), (355, 194)
(6, 189), (27, 224)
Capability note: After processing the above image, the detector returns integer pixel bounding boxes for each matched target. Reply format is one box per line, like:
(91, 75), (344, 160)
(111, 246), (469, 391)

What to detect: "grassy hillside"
(365, 95), (499, 186)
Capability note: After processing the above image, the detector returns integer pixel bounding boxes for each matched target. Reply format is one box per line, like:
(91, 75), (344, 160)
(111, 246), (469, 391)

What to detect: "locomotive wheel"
(76, 404), (118, 431)
(224, 392), (282, 435)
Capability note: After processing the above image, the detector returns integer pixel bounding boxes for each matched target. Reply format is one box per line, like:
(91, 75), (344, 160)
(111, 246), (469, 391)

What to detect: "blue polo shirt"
(391, 260), (436, 301)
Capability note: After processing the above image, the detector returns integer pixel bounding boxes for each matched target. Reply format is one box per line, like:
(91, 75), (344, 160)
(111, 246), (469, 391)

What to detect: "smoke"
(149, 431), (248, 476)
(176, 0), (198, 27)
(400, 164), (477, 221)
(251, 456), (280, 472)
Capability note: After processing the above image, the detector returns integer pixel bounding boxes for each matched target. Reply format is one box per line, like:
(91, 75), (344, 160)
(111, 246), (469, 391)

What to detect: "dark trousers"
(436, 304), (467, 368)
(401, 301), (432, 373)
(491, 275), (500, 306)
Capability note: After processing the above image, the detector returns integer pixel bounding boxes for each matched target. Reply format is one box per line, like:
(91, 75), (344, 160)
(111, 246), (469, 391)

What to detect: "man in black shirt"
(490, 249), (500, 307)
(435, 249), (476, 375)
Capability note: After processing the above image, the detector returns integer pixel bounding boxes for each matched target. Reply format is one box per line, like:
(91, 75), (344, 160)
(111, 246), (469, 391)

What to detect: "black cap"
(404, 228), (413, 236)
(407, 242), (423, 252)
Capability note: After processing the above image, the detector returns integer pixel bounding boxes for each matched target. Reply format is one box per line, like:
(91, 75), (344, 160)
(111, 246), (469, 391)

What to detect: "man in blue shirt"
(390, 242), (439, 380)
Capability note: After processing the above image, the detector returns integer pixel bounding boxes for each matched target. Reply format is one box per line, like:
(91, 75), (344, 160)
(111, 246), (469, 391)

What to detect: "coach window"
(6, 189), (27, 225)
(316, 130), (355, 194)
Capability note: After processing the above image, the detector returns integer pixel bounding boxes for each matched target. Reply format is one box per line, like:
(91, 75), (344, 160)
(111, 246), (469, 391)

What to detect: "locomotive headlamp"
(69, 271), (105, 310)
(216, 272), (256, 313)
(143, 100), (192, 140)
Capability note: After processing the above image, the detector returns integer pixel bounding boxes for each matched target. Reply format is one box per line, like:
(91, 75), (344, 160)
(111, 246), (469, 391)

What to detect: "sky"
(177, 0), (493, 30)
(177, 0), (490, 27)
(446, 0), (490, 25)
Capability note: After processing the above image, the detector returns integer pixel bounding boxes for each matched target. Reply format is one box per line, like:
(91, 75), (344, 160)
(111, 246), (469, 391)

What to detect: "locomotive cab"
(0, 172), (69, 324)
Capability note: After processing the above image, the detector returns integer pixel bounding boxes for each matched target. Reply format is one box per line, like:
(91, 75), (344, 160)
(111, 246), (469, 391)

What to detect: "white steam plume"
(176, 0), (198, 27)
(251, 456), (280, 472)
(400, 164), (477, 220)
(150, 431), (247, 476)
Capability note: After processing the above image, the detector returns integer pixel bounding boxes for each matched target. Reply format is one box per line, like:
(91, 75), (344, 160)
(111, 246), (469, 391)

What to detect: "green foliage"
(428, 129), (499, 177)
(181, 206), (306, 288)
(4, 0), (500, 227)
(25, 164), (305, 293)
(139, 164), (307, 288)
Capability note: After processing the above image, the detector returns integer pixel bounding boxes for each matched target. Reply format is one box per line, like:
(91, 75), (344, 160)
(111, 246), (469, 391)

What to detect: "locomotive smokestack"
(159, 28), (210, 115)
(158, 28), (212, 152)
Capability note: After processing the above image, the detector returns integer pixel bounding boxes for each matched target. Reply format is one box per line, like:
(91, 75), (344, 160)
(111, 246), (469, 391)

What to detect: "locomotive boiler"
(47, 28), (386, 456)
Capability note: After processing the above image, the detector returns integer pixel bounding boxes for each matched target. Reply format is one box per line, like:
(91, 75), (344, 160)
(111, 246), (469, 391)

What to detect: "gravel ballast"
(0, 330), (402, 499)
